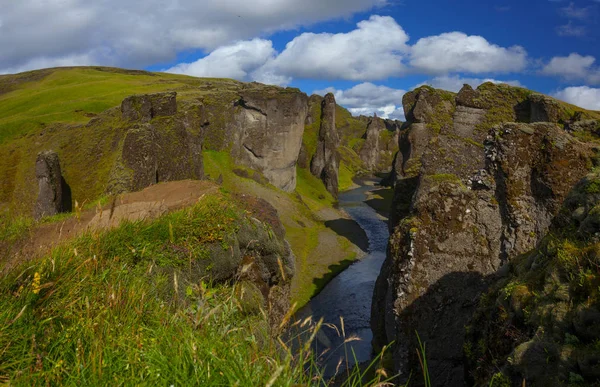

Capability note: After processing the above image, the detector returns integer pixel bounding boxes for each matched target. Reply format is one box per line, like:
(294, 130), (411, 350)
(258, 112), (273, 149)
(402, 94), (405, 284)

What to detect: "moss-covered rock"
(372, 82), (599, 385)
(464, 172), (600, 386)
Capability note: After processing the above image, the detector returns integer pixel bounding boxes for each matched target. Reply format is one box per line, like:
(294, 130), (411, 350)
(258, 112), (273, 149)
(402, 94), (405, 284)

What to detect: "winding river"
(293, 179), (390, 376)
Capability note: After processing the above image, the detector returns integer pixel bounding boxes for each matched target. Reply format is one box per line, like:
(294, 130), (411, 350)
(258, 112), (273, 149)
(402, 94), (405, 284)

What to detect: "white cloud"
(168, 16), (529, 85)
(553, 86), (600, 110)
(556, 21), (587, 37)
(0, 52), (99, 75)
(315, 82), (406, 120)
(259, 15), (410, 81)
(166, 39), (275, 80)
(542, 53), (600, 84)
(409, 32), (528, 74)
(421, 75), (523, 93)
(0, 0), (385, 73)
(559, 2), (591, 20)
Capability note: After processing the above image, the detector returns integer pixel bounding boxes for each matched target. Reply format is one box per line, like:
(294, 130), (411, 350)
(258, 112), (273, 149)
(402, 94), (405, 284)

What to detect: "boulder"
(108, 100), (204, 194)
(529, 93), (562, 123)
(34, 150), (71, 219)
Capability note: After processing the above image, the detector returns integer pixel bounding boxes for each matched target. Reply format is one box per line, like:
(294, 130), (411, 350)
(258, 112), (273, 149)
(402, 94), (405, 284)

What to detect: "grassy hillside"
(0, 67), (243, 144)
(0, 67), (246, 215)
(0, 189), (390, 385)
(202, 150), (361, 307)
(0, 66), (366, 311)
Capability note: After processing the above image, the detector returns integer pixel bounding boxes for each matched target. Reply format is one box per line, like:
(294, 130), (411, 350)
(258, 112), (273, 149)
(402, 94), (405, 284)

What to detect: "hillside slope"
(0, 66), (377, 309)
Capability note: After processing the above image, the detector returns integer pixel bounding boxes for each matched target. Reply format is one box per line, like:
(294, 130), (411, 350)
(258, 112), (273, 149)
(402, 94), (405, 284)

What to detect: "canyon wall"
(371, 83), (599, 385)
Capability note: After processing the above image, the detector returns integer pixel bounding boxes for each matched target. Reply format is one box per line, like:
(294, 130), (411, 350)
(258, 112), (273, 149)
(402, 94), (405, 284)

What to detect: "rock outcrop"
(359, 116), (400, 172)
(232, 87), (307, 192)
(465, 172), (600, 386)
(108, 97), (204, 194)
(106, 86), (309, 195)
(371, 83), (598, 385)
(310, 93), (340, 197)
(121, 92), (177, 122)
(34, 150), (71, 219)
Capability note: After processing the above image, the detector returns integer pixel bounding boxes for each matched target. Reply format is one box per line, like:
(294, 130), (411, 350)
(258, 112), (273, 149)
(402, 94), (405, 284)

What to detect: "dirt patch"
(3, 180), (218, 273)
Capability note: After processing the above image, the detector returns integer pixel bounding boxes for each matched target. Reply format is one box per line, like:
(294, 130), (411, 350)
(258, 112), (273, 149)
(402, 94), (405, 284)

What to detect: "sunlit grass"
(0, 190), (395, 386)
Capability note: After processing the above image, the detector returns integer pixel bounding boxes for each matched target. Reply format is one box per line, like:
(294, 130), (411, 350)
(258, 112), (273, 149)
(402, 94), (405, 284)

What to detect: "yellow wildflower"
(32, 272), (41, 294)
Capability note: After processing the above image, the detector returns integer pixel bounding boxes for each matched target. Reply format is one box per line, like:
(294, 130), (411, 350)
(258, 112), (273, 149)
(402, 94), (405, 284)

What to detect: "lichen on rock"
(371, 82), (598, 385)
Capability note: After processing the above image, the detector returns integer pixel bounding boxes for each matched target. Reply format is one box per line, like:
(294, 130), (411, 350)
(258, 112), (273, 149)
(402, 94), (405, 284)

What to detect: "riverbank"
(291, 178), (392, 377)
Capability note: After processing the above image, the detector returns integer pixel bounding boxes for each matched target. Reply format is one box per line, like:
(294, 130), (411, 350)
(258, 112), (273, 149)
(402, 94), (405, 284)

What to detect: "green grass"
(0, 190), (393, 386)
(295, 167), (336, 211)
(0, 67), (246, 144)
(0, 214), (34, 243)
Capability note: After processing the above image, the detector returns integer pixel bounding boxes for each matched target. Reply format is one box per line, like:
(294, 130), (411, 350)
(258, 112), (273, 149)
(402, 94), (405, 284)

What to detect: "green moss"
(584, 178), (600, 194)
(426, 173), (462, 183)
(474, 83), (533, 132)
(489, 372), (511, 387)
(449, 134), (484, 149)
(427, 102), (455, 134)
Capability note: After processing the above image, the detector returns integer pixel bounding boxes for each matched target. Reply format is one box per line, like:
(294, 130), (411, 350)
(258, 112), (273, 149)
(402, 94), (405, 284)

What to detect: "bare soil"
(2, 180), (218, 273)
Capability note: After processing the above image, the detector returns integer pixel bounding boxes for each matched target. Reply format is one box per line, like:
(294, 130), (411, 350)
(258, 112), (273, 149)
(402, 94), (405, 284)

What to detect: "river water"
(292, 179), (390, 376)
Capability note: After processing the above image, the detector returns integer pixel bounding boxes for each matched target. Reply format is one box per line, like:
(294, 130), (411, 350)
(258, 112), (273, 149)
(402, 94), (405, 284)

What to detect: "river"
(292, 179), (390, 377)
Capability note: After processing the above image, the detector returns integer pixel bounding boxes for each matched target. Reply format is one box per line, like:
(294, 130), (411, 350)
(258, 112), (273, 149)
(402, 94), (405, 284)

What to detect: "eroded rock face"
(371, 83), (595, 385)
(359, 116), (399, 172)
(108, 98), (204, 194)
(232, 87), (308, 192)
(529, 93), (563, 123)
(310, 93), (340, 197)
(465, 172), (600, 386)
(34, 150), (71, 219)
(121, 92), (177, 122)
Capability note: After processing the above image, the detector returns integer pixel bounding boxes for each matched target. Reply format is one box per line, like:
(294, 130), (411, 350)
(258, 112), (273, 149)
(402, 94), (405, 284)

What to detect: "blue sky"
(1, 0), (599, 118)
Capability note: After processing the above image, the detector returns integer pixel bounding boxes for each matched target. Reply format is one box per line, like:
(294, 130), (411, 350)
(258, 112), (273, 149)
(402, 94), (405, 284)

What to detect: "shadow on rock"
(364, 186), (394, 219)
(324, 218), (369, 253)
(61, 177), (73, 212)
(391, 271), (494, 387)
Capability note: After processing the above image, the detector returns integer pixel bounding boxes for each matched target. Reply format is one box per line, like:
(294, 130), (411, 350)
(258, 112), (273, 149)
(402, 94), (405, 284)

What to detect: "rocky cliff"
(310, 93), (340, 197)
(111, 85), (307, 195)
(371, 83), (600, 385)
(464, 171), (600, 386)
(359, 115), (400, 173)
(0, 74), (310, 215)
(301, 94), (401, 194)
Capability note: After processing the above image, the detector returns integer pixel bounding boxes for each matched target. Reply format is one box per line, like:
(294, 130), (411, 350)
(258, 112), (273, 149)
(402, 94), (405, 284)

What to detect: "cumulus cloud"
(259, 16), (410, 82)
(553, 86), (600, 110)
(168, 15), (531, 86)
(314, 82), (406, 120)
(421, 75), (523, 93)
(166, 39), (275, 80)
(0, 0), (385, 73)
(409, 32), (528, 74)
(542, 53), (600, 84)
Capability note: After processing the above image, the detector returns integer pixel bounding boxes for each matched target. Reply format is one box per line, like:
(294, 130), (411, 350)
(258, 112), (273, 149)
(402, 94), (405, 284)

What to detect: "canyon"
(1, 67), (600, 386)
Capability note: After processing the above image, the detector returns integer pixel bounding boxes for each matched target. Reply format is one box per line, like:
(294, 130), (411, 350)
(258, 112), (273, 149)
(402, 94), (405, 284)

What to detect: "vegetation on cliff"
(466, 172), (600, 386)
(374, 81), (600, 386)
(0, 189), (390, 385)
